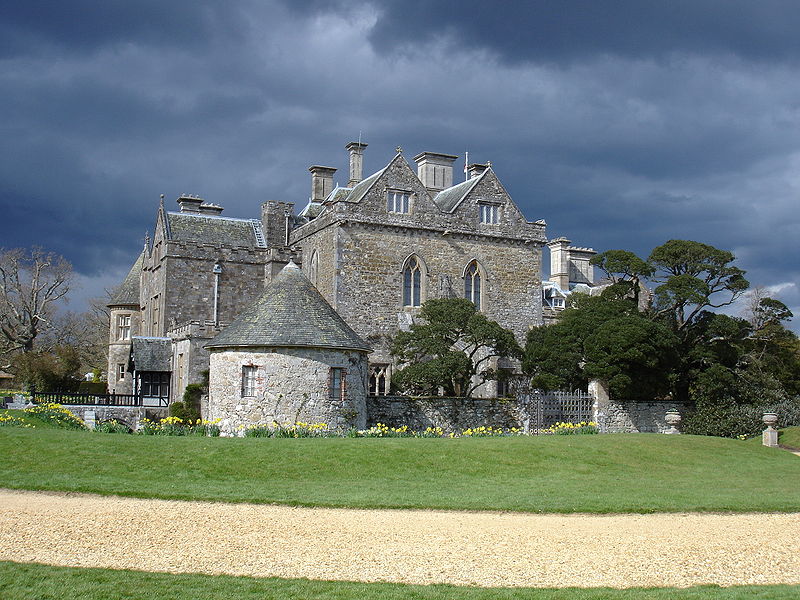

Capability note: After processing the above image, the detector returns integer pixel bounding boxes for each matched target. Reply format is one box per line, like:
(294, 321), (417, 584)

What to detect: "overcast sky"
(2, 0), (799, 328)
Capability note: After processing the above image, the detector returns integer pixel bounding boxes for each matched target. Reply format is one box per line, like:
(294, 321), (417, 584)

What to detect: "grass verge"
(0, 409), (61, 429)
(779, 426), (800, 450)
(2, 427), (799, 513)
(0, 562), (797, 600)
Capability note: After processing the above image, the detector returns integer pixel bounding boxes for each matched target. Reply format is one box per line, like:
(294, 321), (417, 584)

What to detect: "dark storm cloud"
(367, 0), (800, 64)
(1, 0), (798, 327)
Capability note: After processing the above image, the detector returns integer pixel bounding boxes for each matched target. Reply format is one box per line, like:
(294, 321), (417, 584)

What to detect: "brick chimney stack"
(346, 141), (367, 187)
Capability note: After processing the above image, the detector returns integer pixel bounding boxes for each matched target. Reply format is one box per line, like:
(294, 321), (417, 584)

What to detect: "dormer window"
(387, 190), (411, 214)
(479, 203), (499, 224)
(552, 297), (565, 308)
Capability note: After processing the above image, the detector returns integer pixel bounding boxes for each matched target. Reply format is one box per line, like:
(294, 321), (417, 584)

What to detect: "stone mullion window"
(116, 314), (131, 340)
(465, 261), (482, 309)
(387, 190), (411, 214)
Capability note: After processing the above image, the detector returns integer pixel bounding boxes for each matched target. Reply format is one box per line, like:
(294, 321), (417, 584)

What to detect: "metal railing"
(30, 389), (169, 407)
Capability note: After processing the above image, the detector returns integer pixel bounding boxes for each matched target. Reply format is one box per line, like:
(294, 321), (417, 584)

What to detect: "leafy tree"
(523, 295), (677, 399)
(0, 247), (72, 354)
(590, 249), (653, 306)
(648, 240), (749, 332)
(12, 345), (82, 392)
(391, 298), (520, 397)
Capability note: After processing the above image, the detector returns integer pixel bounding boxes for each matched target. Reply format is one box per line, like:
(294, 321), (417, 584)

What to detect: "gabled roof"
(343, 167), (386, 204)
(432, 171), (486, 212)
(131, 337), (172, 371)
(166, 212), (265, 248)
(206, 262), (371, 352)
(109, 251), (144, 307)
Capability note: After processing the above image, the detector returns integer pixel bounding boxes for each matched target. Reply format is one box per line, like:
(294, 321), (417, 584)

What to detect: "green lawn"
(1, 427), (799, 513)
(0, 562), (796, 600)
(779, 426), (800, 449)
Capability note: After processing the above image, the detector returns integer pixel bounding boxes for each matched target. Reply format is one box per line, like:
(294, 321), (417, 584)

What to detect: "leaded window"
(465, 261), (482, 308)
(403, 256), (422, 307)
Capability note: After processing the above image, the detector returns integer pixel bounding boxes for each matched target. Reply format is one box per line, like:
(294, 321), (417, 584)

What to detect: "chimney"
(413, 152), (458, 193)
(198, 203), (224, 216)
(547, 237), (571, 290)
(309, 165), (337, 203)
(566, 246), (596, 285)
(467, 163), (489, 179)
(346, 141), (367, 187)
(176, 194), (204, 213)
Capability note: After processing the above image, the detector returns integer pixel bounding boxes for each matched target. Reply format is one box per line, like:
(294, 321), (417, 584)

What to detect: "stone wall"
(208, 347), (369, 435)
(589, 380), (690, 433)
(62, 405), (168, 430)
(367, 395), (528, 432)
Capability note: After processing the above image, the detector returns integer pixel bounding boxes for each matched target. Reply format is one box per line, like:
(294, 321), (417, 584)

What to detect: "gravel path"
(2, 489), (799, 588)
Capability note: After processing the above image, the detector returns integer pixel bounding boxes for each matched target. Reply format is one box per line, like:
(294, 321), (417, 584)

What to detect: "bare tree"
(0, 247), (73, 354)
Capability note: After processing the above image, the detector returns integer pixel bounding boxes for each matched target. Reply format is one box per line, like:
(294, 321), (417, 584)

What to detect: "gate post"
(588, 379), (610, 433)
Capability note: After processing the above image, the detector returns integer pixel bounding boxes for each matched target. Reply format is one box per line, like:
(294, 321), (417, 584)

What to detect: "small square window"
(479, 204), (499, 224)
(241, 365), (258, 397)
(552, 297), (565, 308)
(387, 191), (411, 214)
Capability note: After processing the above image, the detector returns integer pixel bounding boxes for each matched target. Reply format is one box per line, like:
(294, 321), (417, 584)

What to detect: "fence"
(30, 390), (168, 408)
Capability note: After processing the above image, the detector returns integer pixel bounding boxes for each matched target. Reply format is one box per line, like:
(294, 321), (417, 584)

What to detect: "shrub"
(24, 403), (86, 430)
(683, 398), (800, 438)
(94, 419), (131, 434)
(139, 417), (220, 437)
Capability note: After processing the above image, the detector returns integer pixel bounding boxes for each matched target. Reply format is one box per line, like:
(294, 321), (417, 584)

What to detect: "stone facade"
(208, 348), (368, 435)
(109, 143), (596, 421)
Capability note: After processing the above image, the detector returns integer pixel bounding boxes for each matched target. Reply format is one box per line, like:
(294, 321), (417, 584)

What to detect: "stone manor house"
(107, 143), (596, 432)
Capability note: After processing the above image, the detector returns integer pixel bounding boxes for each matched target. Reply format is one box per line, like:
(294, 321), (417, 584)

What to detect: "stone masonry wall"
(598, 400), (692, 433)
(208, 347), (369, 435)
(367, 396), (527, 432)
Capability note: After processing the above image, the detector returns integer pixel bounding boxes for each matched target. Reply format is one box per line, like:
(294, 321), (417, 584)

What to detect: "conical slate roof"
(108, 251), (144, 307)
(205, 262), (371, 353)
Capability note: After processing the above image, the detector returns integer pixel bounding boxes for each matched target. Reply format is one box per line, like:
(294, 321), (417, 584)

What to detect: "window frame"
(241, 365), (258, 398)
(116, 363), (125, 381)
(387, 190), (411, 214)
(464, 260), (483, 309)
(329, 367), (346, 400)
(116, 314), (131, 341)
(479, 203), (499, 224)
(402, 256), (423, 307)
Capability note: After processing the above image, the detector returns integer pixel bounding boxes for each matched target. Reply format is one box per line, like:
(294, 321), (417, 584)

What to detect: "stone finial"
(395, 146), (403, 154)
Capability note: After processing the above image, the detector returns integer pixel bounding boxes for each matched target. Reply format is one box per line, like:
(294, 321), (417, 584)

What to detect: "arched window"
(464, 261), (482, 308)
(403, 256), (423, 307)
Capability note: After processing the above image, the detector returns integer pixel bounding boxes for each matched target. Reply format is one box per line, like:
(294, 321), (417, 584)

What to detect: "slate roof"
(432, 171), (485, 212)
(166, 212), (263, 247)
(109, 251), (144, 307)
(131, 337), (172, 371)
(206, 262), (371, 352)
(343, 168), (385, 204)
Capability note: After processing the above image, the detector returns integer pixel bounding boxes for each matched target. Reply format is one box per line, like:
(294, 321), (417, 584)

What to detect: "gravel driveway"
(1, 489), (799, 588)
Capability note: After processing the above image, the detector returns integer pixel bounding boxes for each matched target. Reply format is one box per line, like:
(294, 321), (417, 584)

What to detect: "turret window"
(241, 365), (258, 397)
(465, 261), (482, 308)
(116, 315), (131, 340)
